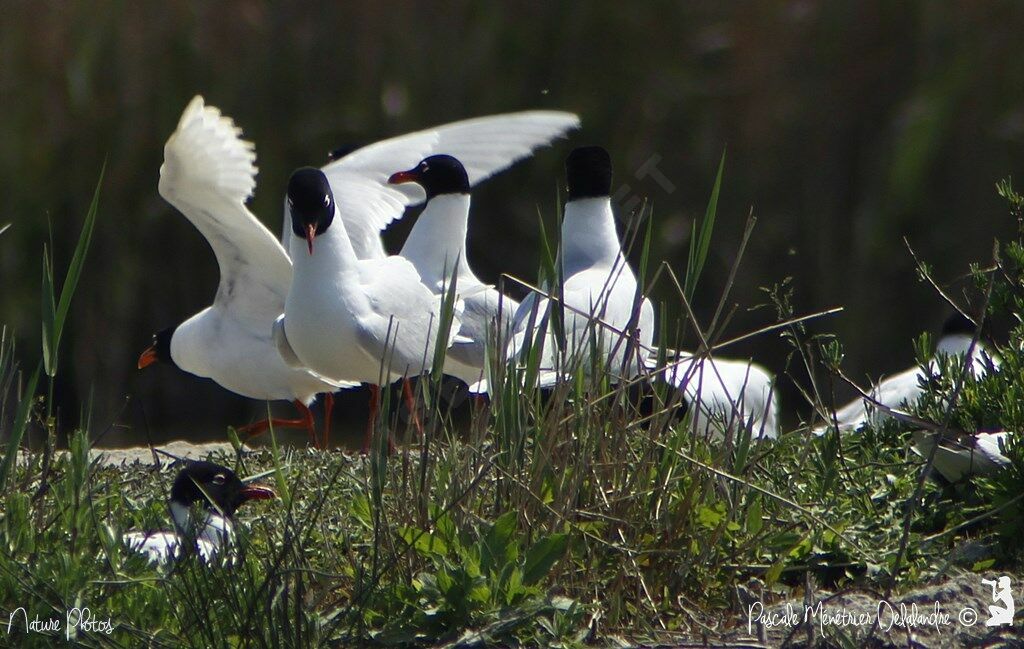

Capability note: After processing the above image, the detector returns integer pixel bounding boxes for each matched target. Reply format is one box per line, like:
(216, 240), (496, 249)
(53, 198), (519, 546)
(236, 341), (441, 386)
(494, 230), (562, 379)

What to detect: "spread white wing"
(315, 111), (581, 259)
(159, 95), (292, 335)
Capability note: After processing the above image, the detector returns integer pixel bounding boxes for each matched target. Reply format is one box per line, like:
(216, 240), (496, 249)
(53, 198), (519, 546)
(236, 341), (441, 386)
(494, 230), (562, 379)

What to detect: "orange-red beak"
(137, 345), (159, 369)
(240, 484), (276, 502)
(388, 170), (418, 185)
(305, 223), (317, 255)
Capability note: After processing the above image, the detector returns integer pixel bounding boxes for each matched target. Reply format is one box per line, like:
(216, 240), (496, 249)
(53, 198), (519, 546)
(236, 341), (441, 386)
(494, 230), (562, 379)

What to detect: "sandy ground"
(19, 440), (243, 467)
(89, 440), (240, 465)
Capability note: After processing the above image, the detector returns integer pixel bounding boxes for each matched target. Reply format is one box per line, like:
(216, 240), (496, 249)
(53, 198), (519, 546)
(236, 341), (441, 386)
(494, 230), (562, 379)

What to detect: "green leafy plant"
(364, 508), (570, 645)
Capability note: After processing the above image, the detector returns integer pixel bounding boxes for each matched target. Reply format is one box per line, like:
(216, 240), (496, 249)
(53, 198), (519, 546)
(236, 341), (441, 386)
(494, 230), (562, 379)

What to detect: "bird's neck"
(560, 197), (624, 274)
(170, 501), (192, 537)
(936, 333), (975, 356)
(170, 500), (233, 547)
(401, 193), (472, 286)
(294, 210), (359, 278)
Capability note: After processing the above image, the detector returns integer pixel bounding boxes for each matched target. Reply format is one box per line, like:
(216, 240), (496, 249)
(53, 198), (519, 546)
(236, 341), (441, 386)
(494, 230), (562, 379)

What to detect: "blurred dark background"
(1, 1), (1022, 447)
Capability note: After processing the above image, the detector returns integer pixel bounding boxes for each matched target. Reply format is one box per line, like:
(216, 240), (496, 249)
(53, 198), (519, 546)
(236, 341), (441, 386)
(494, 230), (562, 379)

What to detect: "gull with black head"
(139, 96), (353, 447)
(123, 460), (275, 564)
(387, 154), (520, 390)
(275, 167), (468, 452)
(813, 311), (1000, 435)
(510, 146), (656, 385)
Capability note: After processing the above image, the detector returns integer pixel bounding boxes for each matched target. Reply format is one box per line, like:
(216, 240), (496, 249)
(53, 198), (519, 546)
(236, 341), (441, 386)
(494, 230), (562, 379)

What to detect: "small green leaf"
(746, 496), (763, 535)
(972, 559), (996, 571)
(522, 533), (569, 586)
(349, 495), (373, 529)
(764, 558), (785, 586)
(399, 526), (449, 557)
(697, 503), (726, 529)
(41, 248), (56, 375)
(481, 511), (518, 576)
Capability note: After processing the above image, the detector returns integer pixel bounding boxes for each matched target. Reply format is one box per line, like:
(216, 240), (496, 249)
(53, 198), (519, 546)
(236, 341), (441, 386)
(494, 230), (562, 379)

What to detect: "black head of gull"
(388, 154), (470, 199)
(125, 461), (274, 564)
(288, 167), (335, 255)
(565, 146), (612, 201)
(137, 327), (177, 370)
(940, 311), (979, 338)
(170, 461), (275, 521)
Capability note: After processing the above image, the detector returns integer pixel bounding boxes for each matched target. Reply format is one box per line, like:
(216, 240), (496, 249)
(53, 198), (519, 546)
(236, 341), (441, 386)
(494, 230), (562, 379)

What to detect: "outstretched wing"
(320, 111), (581, 259)
(159, 96), (292, 334)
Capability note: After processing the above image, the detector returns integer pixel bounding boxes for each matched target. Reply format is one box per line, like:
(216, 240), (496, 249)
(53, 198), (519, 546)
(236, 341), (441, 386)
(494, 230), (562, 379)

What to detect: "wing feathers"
(321, 111), (580, 259)
(159, 95), (292, 332)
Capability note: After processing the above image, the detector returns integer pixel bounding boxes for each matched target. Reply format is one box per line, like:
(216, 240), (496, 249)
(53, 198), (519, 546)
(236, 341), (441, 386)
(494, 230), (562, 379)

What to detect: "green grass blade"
(684, 149), (726, 301)
(0, 362), (41, 489)
(41, 247), (57, 376)
(44, 165), (104, 377)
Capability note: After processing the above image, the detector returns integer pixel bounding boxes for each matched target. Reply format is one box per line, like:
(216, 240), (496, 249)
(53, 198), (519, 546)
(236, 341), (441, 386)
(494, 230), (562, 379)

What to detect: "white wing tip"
(162, 95), (257, 203)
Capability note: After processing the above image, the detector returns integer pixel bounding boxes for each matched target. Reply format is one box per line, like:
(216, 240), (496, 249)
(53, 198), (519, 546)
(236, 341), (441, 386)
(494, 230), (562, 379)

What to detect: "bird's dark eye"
(212, 474), (227, 486)
(421, 163), (429, 172)
(324, 195), (331, 207)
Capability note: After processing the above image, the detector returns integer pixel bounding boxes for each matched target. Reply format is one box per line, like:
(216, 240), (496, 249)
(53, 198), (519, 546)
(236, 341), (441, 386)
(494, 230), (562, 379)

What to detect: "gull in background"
(510, 146), (655, 385)
(813, 312), (999, 435)
(123, 461), (274, 564)
(388, 154), (520, 390)
(277, 109), (579, 442)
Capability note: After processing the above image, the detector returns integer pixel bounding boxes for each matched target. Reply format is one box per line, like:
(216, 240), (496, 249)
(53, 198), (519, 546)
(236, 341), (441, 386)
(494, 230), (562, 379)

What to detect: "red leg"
(322, 393), (334, 449)
(362, 384), (381, 454)
(402, 378), (424, 440)
(238, 401), (316, 447)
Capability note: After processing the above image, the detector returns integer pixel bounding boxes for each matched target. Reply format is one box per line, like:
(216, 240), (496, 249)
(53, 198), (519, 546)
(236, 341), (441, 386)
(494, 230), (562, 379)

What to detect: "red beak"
(137, 345), (159, 369)
(388, 170), (418, 185)
(305, 223), (317, 255)
(239, 484), (276, 502)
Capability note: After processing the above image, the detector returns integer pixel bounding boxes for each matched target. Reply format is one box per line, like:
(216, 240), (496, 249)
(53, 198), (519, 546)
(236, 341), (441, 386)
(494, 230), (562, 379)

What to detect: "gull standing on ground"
(278, 111), (580, 437)
(813, 312), (999, 435)
(139, 96), (353, 447)
(510, 146), (655, 384)
(387, 154), (520, 390)
(275, 168), (474, 451)
(123, 461), (275, 564)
